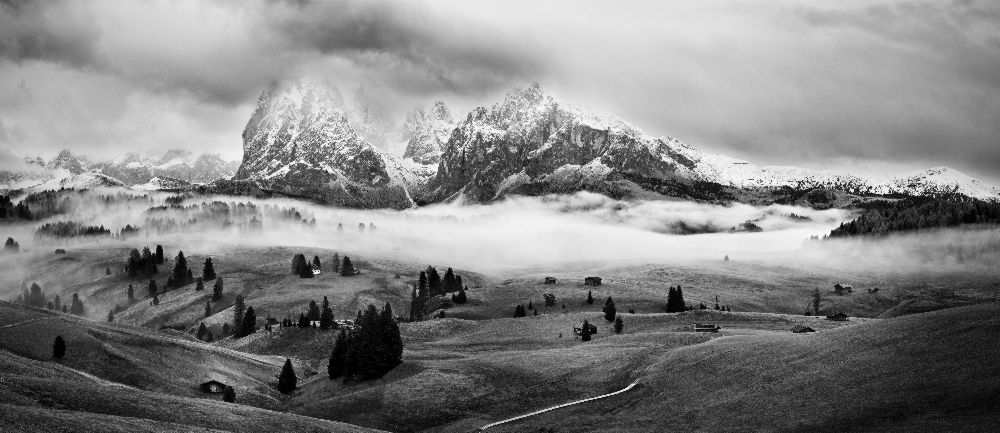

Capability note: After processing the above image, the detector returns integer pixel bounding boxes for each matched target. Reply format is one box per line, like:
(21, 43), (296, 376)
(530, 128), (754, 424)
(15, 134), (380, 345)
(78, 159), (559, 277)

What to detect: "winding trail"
(476, 380), (640, 431)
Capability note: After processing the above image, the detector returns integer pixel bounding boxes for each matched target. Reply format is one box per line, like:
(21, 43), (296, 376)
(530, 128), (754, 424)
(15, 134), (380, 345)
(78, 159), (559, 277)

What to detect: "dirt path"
(476, 380), (640, 431)
(0, 316), (57, 329)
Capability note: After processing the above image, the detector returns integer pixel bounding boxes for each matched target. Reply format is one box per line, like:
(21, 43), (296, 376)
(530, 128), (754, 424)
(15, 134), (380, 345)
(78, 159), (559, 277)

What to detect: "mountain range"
(2, 81), (997, 207)
(232, 81), (1000, 208)
(1, 149), (239, 193)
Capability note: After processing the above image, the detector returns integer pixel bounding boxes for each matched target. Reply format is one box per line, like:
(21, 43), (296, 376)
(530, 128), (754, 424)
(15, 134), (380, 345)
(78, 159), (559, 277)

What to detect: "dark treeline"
(829, 194), (1000, 237)
(14, 281), (84, 315)
(9, 190), (152, 221)
(144, 201), (264, 233)
(35, 221), (112, 239)
(0, 195), (32, 219)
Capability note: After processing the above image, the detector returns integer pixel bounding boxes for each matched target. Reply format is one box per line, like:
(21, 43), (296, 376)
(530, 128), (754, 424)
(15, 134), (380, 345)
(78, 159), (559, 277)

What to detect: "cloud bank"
(0, 0), (997, 183)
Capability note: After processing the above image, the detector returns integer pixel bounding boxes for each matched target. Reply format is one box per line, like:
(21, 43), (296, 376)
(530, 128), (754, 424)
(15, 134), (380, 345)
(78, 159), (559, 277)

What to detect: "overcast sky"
(1, 0), (998, 182)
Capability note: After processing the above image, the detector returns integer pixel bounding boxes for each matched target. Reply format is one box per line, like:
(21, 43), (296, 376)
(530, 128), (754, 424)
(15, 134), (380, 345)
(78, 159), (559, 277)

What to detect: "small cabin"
(544, 277), (558, 284)
(200, 380), (227, 394)
(826, 312), (849, 321)
(54, 249), (66, 254)
(833, 284), (853, 295)
(693, 323), (721, 333)
(335, 319), (355, 330)
(573, 322), (598, 336)
(312, 268), (322, 275)
(791, 325), (815, 333)
(584, 277), (602, 286)
(309, 320), (322, 328)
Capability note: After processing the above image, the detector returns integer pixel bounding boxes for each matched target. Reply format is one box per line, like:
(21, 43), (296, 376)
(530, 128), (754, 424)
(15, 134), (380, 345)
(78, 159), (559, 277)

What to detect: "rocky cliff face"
(421, 84), (704, 203)
(233, 80), (417, 209)
(402, 101), (456, 165)
(417, 84), (1000, 204)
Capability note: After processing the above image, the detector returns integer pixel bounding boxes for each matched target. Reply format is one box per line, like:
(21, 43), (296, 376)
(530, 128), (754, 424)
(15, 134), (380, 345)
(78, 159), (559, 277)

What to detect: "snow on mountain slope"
(88, 150), (238, 185)
(421, 84), (999, 203)
(233, 80), (418, 209)
(402, 101), (457, 165)
(4, 171), (125, 193)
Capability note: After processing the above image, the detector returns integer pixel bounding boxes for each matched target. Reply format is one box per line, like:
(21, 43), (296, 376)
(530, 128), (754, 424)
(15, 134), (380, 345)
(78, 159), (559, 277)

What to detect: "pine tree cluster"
(327, 303), (403, 382)
(829, 194), (1000, 237)
(666, 285), (686, 313)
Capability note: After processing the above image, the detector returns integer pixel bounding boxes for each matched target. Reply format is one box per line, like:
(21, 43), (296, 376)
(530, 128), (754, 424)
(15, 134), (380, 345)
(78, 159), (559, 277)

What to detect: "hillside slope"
(514, 303), (1000, 432)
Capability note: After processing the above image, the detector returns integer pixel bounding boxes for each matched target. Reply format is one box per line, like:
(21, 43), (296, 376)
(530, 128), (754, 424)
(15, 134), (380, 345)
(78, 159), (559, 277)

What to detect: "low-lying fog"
(4, 190), (999, 284)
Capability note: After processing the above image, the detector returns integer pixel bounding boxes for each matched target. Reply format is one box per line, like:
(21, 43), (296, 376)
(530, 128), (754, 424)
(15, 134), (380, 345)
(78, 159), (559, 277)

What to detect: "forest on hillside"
(829, 194), (1000, 237)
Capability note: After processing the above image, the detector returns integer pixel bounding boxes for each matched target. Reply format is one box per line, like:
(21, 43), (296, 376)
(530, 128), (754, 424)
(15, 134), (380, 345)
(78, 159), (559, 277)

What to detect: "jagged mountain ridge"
(417, 84), (999, 204)
(232, 80), (419, 209)
(401, 101), (457, 165)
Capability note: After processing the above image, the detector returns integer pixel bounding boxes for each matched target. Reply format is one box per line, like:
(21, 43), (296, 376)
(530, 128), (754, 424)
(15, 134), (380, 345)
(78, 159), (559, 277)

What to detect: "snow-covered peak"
(402, 101), (457, 165)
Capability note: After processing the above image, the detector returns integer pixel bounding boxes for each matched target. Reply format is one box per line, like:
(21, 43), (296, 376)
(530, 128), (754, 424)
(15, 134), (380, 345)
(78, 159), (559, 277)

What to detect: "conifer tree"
(340, 256), (356, 276)
(307, 300), (320, 321)
(328, 329), (348, 379)
(172, 251), (189, 287)
(141, 247), (157, 274)
(197, 322), (208, 340)
(455, 275), (463, 292)
(418, 271), (427, 296)
(427, 266), (441, 295)
(332, 253), (340, 273)
(320, 296), (334, 330)
(195, 278), (204, 291)
(204, 301), (212, 318)
(676, 285), (685, 310)
(297, 313), (310, 328)
(291, 253), (307, 275)
(152, 295), (159, 305)
(527, 301), (533, 310)
(442, 267), (458, 293)
(127, 248), (141, 277)
(586, 290), (594, 305)
(312, 255), (321, 269)
(106, 266), (111, 275)
(202, 257), (216, 281)
(581, 320), (592, 342)
(155, 245), (164, 264)
(233, 295), (246, 336)
(70, 293), (85, 315)
(222, 385), (235, 403)
(454, 286), (468, 304)
(614, 316), (624, 334)
(212, 277), (224, 301)
(240, 306), (256, 337)
(381, 303), (403, 368)
(28, 282), (45, 307)
(126, 285), (134, 303)
(53, 336), (66, 358)
(107, 309), (114, 322)
(603, 297), (617, 322)
(277, 358), (297, 394)
(53, 294), (62, 311)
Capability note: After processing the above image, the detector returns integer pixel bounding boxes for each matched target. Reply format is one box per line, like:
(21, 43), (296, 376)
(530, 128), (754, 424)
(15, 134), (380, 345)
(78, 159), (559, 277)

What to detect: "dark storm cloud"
(262, 0), (544, 96)
(0, 0), (996, 182)
(0, 0), (103, 68)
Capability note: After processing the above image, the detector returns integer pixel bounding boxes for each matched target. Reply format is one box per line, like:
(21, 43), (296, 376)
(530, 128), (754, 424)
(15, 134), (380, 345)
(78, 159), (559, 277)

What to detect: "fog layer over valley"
(3, 190), (997, 303)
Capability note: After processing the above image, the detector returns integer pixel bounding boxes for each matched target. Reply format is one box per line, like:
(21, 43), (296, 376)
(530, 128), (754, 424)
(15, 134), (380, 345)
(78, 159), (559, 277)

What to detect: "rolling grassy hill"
(0, 346), (383, 433)
(0, 301), (302, 410)
(510, 303), (1000, 433)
